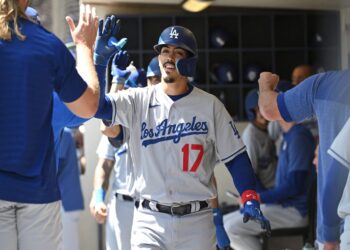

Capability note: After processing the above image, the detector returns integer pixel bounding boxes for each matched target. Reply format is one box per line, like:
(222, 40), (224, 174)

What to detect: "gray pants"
(224, 204), (308, 250)
(106, 195), (134, 250)
(131, 205), (216, 250)
(0, 200), (62, 250)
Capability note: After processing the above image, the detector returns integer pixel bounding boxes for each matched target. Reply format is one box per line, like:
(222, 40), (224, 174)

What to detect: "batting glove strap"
(241, 189), (260, 205)
(242, 200), (271, 237)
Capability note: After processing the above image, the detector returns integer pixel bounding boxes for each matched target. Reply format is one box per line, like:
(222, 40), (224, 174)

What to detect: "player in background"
(327, 117), (350, 250)
(0, 2), (100, 249)
(90, 50), (149, 250)
(57, 128), (85, 250)
(146, 56), (162, 86)
(291, 64), (315, 86)
(243, 89), (277, 190)
(268, 64), (317, 155)
(94, 25), (271, 250)
(258, 70), (350, 250)
(224, 81), (316, 250)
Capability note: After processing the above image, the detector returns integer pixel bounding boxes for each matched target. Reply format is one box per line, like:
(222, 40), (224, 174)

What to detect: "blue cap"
(125, 69), (147, 88)
(245, 89), (259, 121)
(146, 56), (161, 78)
(275, 80), (293, 93)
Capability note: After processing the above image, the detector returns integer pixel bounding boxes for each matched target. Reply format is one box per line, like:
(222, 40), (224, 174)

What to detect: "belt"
(115, 193), (134, 202)
(135, 199), (209, 216)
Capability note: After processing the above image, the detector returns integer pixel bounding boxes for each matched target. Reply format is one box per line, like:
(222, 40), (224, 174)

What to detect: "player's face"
(159, 45), (188, 83)
(291, 67), (312, 86)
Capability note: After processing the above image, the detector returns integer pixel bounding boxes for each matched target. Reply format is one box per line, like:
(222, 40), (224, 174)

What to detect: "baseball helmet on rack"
(154, 25), (197, 77)
(210, 28), (229, 48)
(244, 64), (263, 83)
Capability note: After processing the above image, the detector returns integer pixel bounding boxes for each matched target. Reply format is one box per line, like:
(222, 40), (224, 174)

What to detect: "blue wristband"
(95, 187), (106, 204)
(213, 208), (224, 225)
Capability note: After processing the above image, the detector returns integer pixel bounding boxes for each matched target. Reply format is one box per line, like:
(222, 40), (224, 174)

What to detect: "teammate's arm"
(257, 72), (281, 121)
(90, 157), (114, 224)
(64, 4), (100, 118)
(225, 152), (271, 235)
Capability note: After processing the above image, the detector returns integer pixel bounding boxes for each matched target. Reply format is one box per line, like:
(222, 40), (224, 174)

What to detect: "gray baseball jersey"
(96, 134), (135, 197)
(108, 84), (246, 204)
(242, 123), (277, 189)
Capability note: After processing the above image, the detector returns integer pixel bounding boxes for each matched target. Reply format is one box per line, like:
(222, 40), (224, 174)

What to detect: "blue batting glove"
(242, 200), (271, 237)
(111, 50), (131, 84)
(213, 208), (231, 249)
(94, 16), (127, 66)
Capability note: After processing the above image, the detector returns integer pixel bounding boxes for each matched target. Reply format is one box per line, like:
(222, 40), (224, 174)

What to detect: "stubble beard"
(164, 76), (175, 84)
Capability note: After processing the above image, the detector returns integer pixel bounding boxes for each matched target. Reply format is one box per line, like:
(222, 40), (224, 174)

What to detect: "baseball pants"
(224, 204), (308, 250)
(61, 209), (81, 250)
(0, 200), (62, 250)
(106, 194), (134, 250)
(131, 204), (216, 250)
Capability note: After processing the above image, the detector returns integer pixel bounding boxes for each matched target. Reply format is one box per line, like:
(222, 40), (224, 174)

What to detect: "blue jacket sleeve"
(278, 74), (321, 123)
(225, 152), (257, 195)
(259, 170), (308, 203)
(94, 64), (113, 120)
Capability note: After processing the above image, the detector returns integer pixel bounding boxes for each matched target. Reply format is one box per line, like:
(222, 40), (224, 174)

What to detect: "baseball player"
(258, 70), (350, 249)
(224, 81), (316, 250)
(95, 25), (271, 250)
(0, 2), (100, 249)
(328, 117), (350, 250)
(146, 56), (162, 86)
(90, 50), (146, 250)
(57, 128), (85, 250)
(243, 89), (277, 190)
(92, 133), (136, 250)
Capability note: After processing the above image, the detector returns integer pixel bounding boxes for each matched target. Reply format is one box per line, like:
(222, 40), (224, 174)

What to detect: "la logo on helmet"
(169, 27), (179, 39)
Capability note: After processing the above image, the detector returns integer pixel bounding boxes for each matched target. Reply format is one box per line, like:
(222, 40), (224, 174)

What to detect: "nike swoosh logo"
(149, 104), (160, 109)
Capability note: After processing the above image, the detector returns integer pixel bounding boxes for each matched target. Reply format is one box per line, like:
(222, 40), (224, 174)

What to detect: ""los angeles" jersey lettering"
(141, 116), (208, 147)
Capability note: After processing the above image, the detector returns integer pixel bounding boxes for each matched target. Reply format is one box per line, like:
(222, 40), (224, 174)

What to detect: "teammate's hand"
(89, 193), (108, 224)
(66, 4), (99, 49)
(213, 208), (231, 249)
(242, 200), (271, 237)
(94, 15), (127, 66)
(111, 50), (131, 84)
(324, 241), (340, 250)
(258, 72), (280, 92)
(93, 202), (108, 224)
